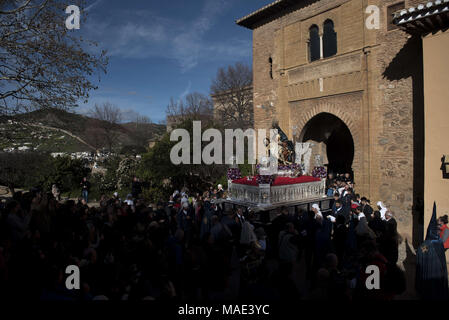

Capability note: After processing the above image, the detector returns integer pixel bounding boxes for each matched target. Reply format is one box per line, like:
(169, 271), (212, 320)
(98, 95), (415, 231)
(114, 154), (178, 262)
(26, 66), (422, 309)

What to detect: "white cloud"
(179, 81), (192, 101)
(83, 0), (250, 72)
(85, 0), (104, 12)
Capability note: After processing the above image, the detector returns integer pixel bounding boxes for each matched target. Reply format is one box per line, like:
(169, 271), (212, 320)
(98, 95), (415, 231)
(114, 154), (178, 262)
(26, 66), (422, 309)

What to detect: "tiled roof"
(393, 0), (449, 33)
(236, 0), (299, 29)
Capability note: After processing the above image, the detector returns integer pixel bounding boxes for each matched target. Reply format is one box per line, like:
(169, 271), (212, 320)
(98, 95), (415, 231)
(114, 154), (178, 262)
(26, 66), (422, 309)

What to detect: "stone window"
(387, 2), (405, 31)
(308, 25), (320, 62)
(323, 19), (337, 58)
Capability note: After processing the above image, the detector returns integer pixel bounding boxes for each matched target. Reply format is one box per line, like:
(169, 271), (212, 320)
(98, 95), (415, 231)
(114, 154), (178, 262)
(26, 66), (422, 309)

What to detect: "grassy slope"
(0, 122), (89, 153)
(1, 108), (166, 153)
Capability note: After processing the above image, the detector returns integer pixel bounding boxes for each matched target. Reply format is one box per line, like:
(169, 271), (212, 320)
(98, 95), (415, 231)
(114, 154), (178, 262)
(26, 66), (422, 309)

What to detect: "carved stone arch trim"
(296, 101), (362, 170)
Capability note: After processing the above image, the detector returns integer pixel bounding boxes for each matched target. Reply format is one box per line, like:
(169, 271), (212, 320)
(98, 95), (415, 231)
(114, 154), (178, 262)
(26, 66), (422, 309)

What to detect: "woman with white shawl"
(377, 201), (388, 220)
(312, 203), (323, 220)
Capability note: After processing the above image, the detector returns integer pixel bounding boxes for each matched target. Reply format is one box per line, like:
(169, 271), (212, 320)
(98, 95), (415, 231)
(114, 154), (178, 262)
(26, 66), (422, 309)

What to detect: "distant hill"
(0, 108), (166, 154)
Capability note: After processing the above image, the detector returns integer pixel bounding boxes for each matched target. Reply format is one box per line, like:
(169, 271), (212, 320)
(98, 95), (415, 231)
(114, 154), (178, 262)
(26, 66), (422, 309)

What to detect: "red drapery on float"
(232, 176), (321, 187)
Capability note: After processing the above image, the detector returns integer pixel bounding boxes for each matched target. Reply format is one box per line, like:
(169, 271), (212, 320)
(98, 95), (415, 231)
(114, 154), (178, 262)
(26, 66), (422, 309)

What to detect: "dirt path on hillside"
(26, 123), (97, 151)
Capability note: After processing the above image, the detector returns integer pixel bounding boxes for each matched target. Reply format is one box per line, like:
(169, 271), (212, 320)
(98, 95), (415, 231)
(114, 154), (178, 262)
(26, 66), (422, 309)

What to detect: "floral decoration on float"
(311, 166), (327, 178)
(227, 168), (241, 181)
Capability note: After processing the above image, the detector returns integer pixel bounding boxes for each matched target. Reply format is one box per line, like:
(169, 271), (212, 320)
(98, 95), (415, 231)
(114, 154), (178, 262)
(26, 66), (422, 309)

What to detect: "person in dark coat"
(326, 173), (335, 190)
(369, 210), (386, 237)
(341, 189), (353, 223)
(313, 215), (333, 272)
(379, 211), (399, 265)
(416, 202), (449, 300)
(332, 215), (348, 265)
(200, 200), (212, 239)
(271, 206), (290, 243)
(221, 209), (240, 243)
(216, 184), (224, 199)
(234, 207), (246, 228)
(332, 199), (344, 218)
(345, 212), (358, 257)
(303, 211), (318, 278)
(361, 197), (373, 221)
(278, 223), (301, 263)
(177, 202), (194, 246)
(131, 177), (142, 199)
(385, 212), (398, 235)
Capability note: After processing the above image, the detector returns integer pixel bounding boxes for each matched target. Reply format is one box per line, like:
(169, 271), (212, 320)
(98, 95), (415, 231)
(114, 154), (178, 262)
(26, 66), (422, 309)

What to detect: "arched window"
(323, 19), (337, 58)
(308, 25), (320, 62)
(268, 57), (273, 79)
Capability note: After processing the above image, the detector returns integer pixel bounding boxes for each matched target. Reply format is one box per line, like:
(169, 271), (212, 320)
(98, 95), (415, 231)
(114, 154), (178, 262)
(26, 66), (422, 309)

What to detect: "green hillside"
(0, 108), (166, 154)
(0, 121), (91, 153)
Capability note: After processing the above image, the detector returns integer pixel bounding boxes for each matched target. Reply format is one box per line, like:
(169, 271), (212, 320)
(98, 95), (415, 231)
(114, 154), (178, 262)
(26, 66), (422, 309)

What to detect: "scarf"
(377, 201), (388, 220)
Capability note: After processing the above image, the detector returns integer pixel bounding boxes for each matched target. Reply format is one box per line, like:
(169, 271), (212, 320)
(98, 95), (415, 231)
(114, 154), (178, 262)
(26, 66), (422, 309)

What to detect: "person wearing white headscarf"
(312, 203), (323, 220)
(216, 184), (224, 198)
(181, 194), (189, 206)
(377, 201), (388, 220)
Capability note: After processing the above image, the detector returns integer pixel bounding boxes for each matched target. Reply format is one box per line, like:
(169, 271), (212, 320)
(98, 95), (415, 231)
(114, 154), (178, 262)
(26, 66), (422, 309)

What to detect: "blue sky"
(78, 0), (273, 123)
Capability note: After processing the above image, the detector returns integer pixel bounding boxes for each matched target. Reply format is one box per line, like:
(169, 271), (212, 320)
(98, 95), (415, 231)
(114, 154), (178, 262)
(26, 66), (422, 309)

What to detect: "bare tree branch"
(0, 0), (33, 14)
(166, 92), (214, 128)
(210, 62), (253, 129)
(0, 0), (108, 116)
(89, 102), (122, 152)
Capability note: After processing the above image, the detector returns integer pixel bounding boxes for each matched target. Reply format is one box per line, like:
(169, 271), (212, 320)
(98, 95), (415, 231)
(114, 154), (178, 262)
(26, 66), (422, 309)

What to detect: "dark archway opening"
(300, 112), (354, 175)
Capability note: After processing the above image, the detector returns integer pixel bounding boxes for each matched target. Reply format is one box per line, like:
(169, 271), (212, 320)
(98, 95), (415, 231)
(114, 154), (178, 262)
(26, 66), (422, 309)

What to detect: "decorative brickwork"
(247, 0), (424, 245)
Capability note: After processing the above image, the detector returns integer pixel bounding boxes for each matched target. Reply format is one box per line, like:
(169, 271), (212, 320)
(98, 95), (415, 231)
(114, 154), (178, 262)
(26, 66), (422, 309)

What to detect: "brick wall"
(251, 0), (423, 244)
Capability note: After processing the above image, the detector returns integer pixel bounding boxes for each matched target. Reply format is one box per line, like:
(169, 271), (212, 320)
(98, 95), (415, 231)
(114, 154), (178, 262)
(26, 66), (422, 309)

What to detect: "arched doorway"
(299, 112), (354, 175)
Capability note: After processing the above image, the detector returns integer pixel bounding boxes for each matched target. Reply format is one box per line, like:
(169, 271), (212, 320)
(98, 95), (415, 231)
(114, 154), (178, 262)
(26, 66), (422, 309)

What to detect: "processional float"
(221, 123), (331, 214)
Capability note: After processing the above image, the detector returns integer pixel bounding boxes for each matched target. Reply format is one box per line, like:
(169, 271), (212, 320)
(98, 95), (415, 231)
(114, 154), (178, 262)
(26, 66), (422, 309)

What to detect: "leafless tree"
(0, 0), (108, 116)
(166, 92), (214, 128)
(121, 109), (150, 124)
(130, 113), (154, 147)
(210, 62), (253, 129)
(89, 102), (122, 152)
(135, 115), (152, 126)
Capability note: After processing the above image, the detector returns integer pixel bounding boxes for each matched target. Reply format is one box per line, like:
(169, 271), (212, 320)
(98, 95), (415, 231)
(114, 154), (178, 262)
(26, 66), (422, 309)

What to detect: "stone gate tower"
(237, 0), (426, 243)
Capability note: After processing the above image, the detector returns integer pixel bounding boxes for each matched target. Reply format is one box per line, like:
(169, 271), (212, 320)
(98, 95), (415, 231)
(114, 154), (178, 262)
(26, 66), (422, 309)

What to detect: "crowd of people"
(0, 172), (445, 301)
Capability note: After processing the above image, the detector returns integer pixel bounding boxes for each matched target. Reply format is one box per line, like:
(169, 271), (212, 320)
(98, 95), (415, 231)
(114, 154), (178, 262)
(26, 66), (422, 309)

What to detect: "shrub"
(0, 152), (90, 193)
(116, 157), (139, 190)
(120, 145), (147, 156)
(42, 156), (91, 192)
